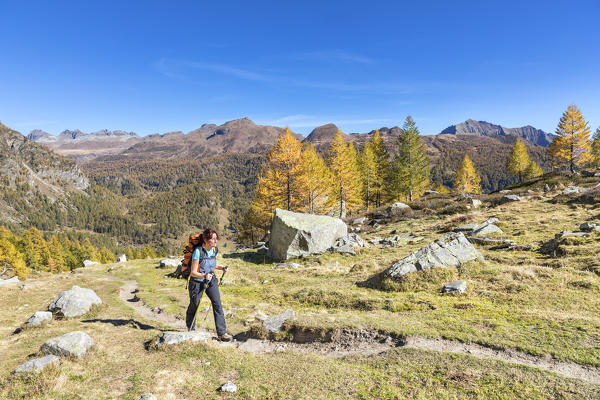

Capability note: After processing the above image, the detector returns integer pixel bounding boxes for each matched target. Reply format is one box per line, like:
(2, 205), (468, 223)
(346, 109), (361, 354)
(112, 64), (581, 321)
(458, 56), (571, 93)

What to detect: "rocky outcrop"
(443, 280), (467, 294)
(440, 119), (554, 147)
(261, 309), (295, 333)
(41, 331), (94, 359)
(48, 285), (102, 317)
(268, 209), (347, 261)
(385, 232), (479, 279)
(500, 195), (521, 204)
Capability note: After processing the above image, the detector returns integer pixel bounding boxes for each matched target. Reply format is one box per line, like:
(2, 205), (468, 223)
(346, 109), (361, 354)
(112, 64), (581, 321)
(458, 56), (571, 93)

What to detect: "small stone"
(335, 243), (356, 255)
(82, 260), (98, 268)
(117, 254), (127, 262)
(26, 311), (53, 327)
(471, 199), (482, 208)
(261, 280), (269, 284)
(562, 186), (584, 195)
(154, 331), (211, 348)
(499, 190), (511, 194)
(500, 195), (521, 204)
(544, 184), (551, 192)
(14, 355), (59, 375)
(352, 217), (367, 225)
(444, 280), (467, 294)
(580, 222), (600, 232)
(159, 259), (180, 268)
(220, 381), (237, 393)
(139, 394), (157, 400)
(263, 309), (295, 333)
(471, 224), (503, 237)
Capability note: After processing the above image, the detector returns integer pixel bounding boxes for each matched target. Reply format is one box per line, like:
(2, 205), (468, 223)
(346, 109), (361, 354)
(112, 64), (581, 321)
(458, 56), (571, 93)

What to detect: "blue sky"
(1, 1), (599, 137)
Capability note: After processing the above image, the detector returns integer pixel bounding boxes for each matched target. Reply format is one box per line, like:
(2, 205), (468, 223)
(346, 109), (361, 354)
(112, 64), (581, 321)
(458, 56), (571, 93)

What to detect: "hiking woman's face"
(207, 233), (218, 248)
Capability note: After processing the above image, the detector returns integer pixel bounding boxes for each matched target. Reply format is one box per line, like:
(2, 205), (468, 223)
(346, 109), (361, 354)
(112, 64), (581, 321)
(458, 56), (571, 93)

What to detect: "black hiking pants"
(186, 275), (226, 335)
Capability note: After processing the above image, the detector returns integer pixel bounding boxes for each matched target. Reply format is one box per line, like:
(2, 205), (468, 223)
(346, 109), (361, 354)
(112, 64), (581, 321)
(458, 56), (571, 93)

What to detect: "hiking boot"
(218, 333), (233, 342)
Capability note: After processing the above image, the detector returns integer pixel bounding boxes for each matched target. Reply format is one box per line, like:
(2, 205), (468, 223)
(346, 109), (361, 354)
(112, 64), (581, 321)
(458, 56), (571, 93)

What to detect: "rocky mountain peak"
(27, 129), (53, 141)
(304, 123), (340, 143)
(440, 119), (554, 147)
(58, 129), (87, 140)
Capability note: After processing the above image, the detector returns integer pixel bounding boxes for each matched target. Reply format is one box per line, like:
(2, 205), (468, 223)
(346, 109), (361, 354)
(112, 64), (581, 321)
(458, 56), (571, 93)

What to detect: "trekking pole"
(189, 286), (206, 332)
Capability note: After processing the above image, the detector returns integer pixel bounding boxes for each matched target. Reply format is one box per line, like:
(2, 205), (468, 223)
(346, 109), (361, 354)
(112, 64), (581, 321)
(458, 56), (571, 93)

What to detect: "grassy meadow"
(1, 179), (600, 399)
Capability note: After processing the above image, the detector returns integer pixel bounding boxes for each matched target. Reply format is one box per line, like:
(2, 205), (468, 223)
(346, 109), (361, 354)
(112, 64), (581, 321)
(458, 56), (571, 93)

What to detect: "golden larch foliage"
(454, 154), (482, 193)
(327, 129), (363, 217)
(547, 104), (591, 172)
(300, 143), (335, 214)
(506, 138), (532, 182)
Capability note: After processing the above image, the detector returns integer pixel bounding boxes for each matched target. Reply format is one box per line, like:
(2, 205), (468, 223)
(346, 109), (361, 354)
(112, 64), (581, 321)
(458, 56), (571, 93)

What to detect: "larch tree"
(47, 235), (67, 272)
(0, 238), (29, 279)
(300, 143), (335, 214)
(547, 104), (592, 172)
(327, 129), (363, 217)
(360, 140), (379, 212)
(22, 227), (51, 271)
(591, 127), (600, 167)
(454, 154), (482, 193)
(524, 160), (543, 180)
(506, 138), (532, 182)
(389, 116), (430, 202)
(370, 130), (390, 207)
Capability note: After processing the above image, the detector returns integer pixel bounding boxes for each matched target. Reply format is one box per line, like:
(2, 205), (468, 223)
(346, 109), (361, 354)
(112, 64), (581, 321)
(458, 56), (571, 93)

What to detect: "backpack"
(181, 233), (203, 279)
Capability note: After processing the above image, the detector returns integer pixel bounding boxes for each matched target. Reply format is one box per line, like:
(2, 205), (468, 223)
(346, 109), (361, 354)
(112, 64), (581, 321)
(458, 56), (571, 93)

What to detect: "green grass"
(1, 187), (600, 398)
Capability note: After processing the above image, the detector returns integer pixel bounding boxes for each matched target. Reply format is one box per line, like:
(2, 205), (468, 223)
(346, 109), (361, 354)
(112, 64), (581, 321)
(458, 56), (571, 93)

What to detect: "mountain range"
(27, 117), (554, 162)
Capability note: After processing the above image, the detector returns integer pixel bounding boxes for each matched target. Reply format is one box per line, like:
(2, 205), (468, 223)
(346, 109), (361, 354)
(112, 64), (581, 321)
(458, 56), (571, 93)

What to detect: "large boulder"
(385, 232), (479, 279)
(268, 209), (347, 261)
(48, 285), (102, 318)
(14, 355), (60, 375)
(500, 195), (521, 204)
(40, 331), (94, 359)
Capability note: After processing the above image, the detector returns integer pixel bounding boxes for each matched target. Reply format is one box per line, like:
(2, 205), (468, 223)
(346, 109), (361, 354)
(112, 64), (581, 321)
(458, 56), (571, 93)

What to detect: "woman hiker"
(185, 228), (233, 341)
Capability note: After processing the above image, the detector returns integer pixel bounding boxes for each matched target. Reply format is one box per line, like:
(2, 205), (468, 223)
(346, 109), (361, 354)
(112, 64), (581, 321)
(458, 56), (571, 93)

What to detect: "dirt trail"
(119, 280), (600, 384)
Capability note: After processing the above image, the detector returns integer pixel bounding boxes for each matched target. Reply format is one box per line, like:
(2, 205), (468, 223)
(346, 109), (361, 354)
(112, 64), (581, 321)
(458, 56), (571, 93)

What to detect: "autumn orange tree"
(359, 139), (379, 212)
(327, 129), (363, 217)
(547, 104), (592, 172)
(300, 143), (334, 214)
(454, 154), (481, 193)
(591, 127), (600, 167)
(506, 138), (532, 182)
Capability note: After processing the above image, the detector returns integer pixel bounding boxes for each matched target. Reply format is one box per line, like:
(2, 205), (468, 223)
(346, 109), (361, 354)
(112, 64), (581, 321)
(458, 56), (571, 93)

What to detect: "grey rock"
(26, 311), (53, 327)
(385, 232), (479, 279)
(268, 209), (347, 261)
(555, 231), (587, 239)
(334, 233), (369, 249)
(159, 258), (181, 268)
(48, 285), (102, 317)
(155, 331), (211, 348)
(14, 355), (59, 375)
(499, 190), (512, 194)
(139, 395), (157, 400)
(500, 195), (521, 204)
(563, 186), (584, 195)
(468, 237), (516, 246)
(117, 254), (127, 262)
(387, 202), (411, 214)
(424, 190), (440, 195)
(444, 280), (467, 294)
(263, 309), (295, 333)
(335, 243), (356, 255)
(552, 184), (559, 190)
(544, 184), (551, 192)
(580, 222), (600, 232)
(220, 381), (237, 393)
(41, 331), (94, 359)
(454, 224), (479, 233)
(276, 262), (300, 269)
(471, 224), (503, 237)
(82, 260), (98, 268)
(471, 199), (482, 208)
(352, 217), (367, 225)
(372, 223), (381, 230)
(0, 276), (19, 286)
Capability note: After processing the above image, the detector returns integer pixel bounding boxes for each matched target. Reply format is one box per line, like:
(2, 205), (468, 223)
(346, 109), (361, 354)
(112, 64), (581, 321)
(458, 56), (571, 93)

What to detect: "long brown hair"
(202, 228), (218, 245)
